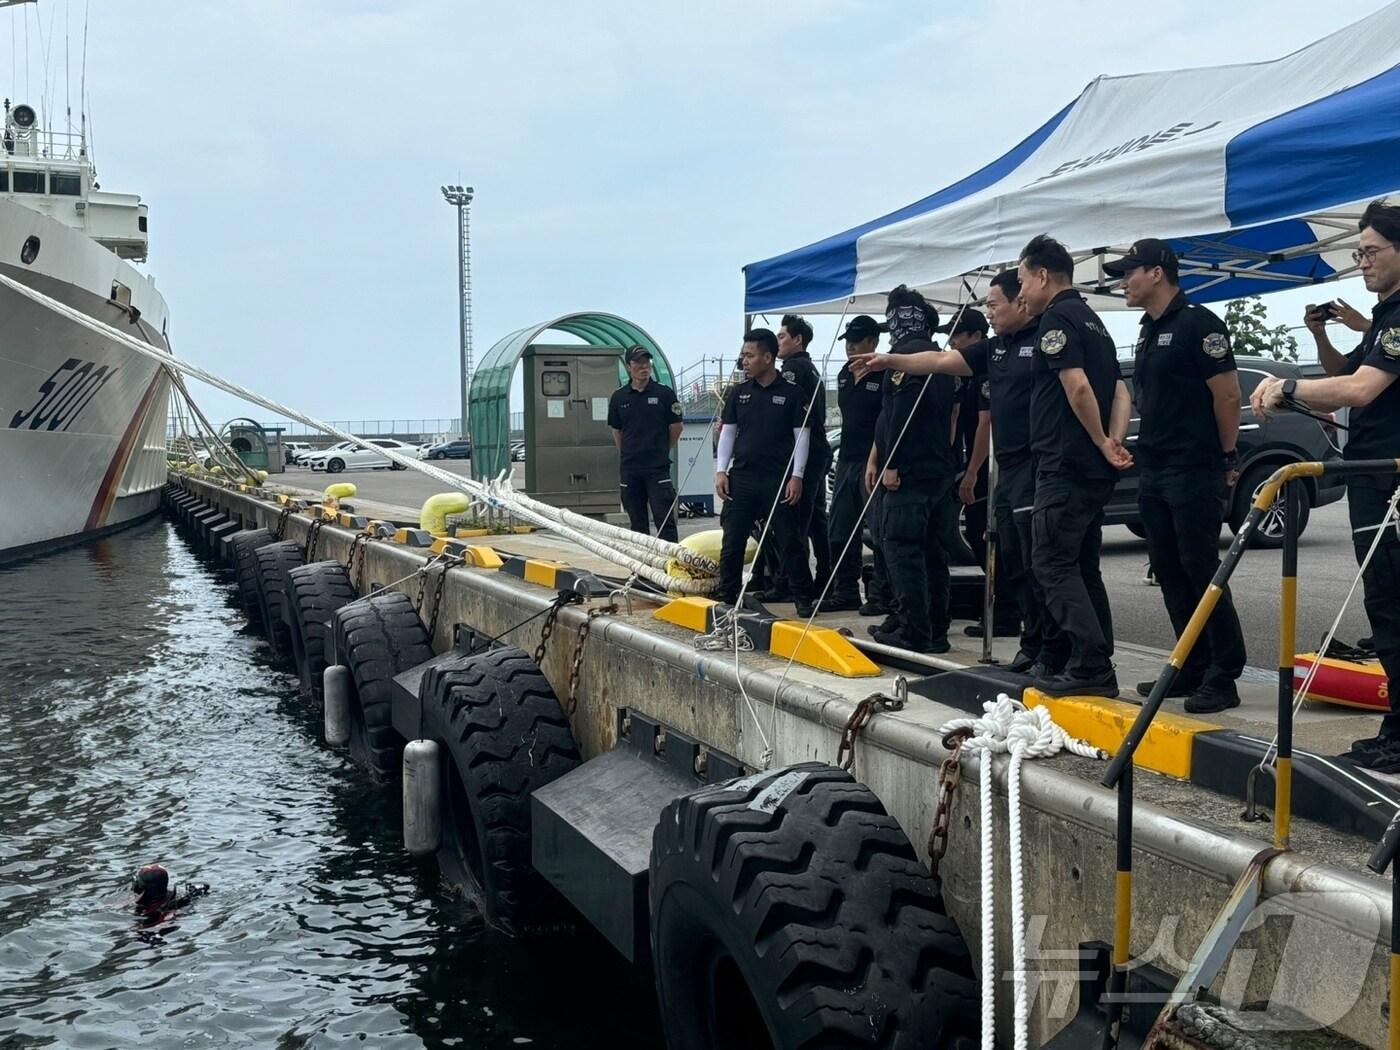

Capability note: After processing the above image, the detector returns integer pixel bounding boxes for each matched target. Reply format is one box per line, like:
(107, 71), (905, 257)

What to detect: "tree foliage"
(1224, 295), (1298, 362)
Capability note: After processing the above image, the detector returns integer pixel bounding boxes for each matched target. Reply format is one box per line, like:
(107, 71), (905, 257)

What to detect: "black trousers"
(620, 469), (678, 543)
(826, 458), (867, 599)
(881, 476), (956, 649)
(718, 471), (813, 605)
(797, 450), (832, 591)
(1350, 480), (1400, 738)
(867, 484), (894, 609)
(1139, 466), (1245, 691)
(1032, 474), (1115, 677)
(996, 460), (1060, 664)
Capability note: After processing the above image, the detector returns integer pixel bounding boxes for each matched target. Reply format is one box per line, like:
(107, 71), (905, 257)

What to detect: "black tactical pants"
(1138, 466), (1245, 692)
(718, 471), (813, 606)
(620, 470), (678, 543)
(881, 476), (956, 649)
(1032, 474), (1115, 677)
(1350, 480), (1400, 739)
(826, 458), (867, 600)
(797, 449), (832, 592)
(995, 461), (1059, 664)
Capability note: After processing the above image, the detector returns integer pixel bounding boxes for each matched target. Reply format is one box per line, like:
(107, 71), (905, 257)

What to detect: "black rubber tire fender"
(419, 645), (581, 935)
(331, 591), (432, 780)
(252, 540), (306, 666)
(287, 560), (359, 703)
(226, 528), (276, 624)
(650, 763), (979, 1050)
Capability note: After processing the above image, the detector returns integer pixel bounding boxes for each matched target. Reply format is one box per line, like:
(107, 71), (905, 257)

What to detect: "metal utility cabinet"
(522, 345), (621, 516)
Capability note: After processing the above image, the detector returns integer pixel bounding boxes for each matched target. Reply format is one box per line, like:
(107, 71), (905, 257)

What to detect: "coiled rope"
(937, 695), (1106, 1050)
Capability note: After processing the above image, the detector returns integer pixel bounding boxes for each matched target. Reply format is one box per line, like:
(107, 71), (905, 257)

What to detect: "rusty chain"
(565, 602), (618, 717)
(345, 533), (375, 592)
(531, 592), (579, 665)
(928, 727), (973, 878)
(273, 505), (291, 540)
(304, 518), (325, 561)
(836, 691), (906, 772)
(422, 554), (464, 641)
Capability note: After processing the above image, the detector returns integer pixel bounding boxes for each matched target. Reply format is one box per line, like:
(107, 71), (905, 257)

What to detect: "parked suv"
(283, 441), (313, 465)
(426, 439), (472, 460)
(1107, 356), (1345, 548)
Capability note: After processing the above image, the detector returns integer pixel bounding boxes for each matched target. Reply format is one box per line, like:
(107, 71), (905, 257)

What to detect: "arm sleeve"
(957, 341), (988, 376)
(606, 393), (621, 430)
(1363, 324), (1400, 376)
(792, 428), (810, 478)
(716, 425), (737, 472)
(1194, 314), (1237, 377)
(721, 389), (739, 424)
(1038, 316), (1085, 372)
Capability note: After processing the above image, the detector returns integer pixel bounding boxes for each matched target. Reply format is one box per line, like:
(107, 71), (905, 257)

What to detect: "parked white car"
(305, 439), (415, 473)
(283, 441), (314, 465)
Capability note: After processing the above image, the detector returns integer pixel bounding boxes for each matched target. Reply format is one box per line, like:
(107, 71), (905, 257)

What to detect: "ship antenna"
(79, 0), (88, 158)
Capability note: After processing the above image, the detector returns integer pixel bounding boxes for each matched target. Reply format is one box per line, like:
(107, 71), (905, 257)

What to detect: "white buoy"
(402, 739), (443, 856)
(324, 665), (352, 747)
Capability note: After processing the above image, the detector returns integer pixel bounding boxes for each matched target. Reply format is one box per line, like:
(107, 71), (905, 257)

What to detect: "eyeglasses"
(1352, 244), (1397, 264)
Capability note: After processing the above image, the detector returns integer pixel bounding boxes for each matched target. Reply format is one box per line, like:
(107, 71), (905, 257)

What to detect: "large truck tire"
(253, 540), (306, 666)
(287, 561), (359, 703)
(419, 644), (581, 935)
(650, 763), (979, 1050)
(226, 528), (275, 625)
(332, 591), (432, 780)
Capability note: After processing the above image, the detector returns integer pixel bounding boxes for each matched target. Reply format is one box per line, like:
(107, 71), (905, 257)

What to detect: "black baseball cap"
(1104, 238), (1179, 278)
(936, 307), (988, 337)
(837, 315), (881, 343)
(624, 347), (653, 363)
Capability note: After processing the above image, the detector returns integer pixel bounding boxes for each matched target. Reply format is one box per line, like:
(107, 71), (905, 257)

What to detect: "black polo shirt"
(836, 361), (883, 463)
(721, 372), (804, 477)
(780, 350), (832, 460)
(1342, 291), (1400, 479)
(1030, 289), (1123, 481)
(1132, 293), (1236, 470)
(954, 337), (990, 464)
(876, 337), (957, 481)
(607, 380), (680, 473)
(959, 320), (1039, 471)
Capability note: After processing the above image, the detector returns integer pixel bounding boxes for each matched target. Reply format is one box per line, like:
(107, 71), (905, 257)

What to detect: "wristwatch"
(1281, 378), (1298, 402)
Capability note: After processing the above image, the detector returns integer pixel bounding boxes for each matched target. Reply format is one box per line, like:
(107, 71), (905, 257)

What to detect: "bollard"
(324, 665), (352, 747)
(402, 739), (443, 856)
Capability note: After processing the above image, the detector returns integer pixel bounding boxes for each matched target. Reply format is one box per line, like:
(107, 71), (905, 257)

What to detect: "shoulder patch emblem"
(1381, 327), (1400, 358)
(891, 371), (905, 386)
(1203, 332), (1229, 359)
(783, 370), (798, 384)
(671, 401), (683, 417)
(1039, 329), (1067, 356)
(981, 380), (991, 400)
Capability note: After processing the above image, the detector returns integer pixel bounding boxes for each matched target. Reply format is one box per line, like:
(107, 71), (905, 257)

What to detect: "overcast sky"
(8, 0), (1385, 428)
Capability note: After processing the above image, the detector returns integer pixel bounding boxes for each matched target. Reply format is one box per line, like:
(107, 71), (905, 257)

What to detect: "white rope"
(1261, 482), (1400, 767)
(938, 695), (1106, 1050)
(0, 271), (718, 594)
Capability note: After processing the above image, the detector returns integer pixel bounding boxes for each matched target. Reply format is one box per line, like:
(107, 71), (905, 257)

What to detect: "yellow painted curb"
(1023, 688), (1220, 779)
(770, 621), (880, 678)
(523, 559), (566, 587)
(654, 596), (717, 632)
(464, 545), (503, 568)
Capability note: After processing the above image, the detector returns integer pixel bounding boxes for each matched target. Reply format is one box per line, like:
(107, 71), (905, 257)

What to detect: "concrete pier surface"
(177, 474), (1394, 1047)
(271, 463), (1382, 760)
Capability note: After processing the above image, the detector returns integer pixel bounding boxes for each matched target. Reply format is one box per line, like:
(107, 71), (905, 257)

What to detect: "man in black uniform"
(608, 347), (683, 542)
(854, 273), (1057, 674)
(1254, 199), (1400, 767)
(716, 328), (816, 617)
(764, 314), (832, 602)
(864, 286), (959, 653)
(828, 315), (886, 612)
(1108, 239), (1246, 713)
(1018, 235), (1133, 697)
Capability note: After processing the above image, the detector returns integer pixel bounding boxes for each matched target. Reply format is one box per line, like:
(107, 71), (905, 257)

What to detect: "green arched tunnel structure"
(468, 312), (675, 481)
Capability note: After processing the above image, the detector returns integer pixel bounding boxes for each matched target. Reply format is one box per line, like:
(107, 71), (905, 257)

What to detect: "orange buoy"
(1294, 652), (1389, 711)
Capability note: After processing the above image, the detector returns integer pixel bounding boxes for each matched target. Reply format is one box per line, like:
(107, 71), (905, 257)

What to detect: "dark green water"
(0, 519), (663, 1049)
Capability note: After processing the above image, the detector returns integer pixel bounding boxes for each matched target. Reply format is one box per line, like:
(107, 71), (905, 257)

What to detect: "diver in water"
(132, 863), (209, 920)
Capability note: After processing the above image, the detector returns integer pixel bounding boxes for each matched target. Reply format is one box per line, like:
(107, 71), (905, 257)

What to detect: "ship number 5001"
(8, 357), (117, 432)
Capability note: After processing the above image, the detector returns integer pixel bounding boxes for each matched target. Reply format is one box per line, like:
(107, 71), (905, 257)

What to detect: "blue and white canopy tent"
(743, 2), (1400, 316)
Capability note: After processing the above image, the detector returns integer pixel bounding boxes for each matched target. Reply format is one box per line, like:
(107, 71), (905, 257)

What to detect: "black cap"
(1105, 238), (1179, 278)
(936, 307), (988, 337)
(624, 347), (653, 364)
(837, 315), (881, 343)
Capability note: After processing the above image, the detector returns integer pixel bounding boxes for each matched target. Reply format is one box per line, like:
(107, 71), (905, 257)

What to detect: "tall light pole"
(441, 184), (475, 438)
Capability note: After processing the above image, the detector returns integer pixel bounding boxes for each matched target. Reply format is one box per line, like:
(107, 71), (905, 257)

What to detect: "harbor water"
(0, 519), (662, 1049)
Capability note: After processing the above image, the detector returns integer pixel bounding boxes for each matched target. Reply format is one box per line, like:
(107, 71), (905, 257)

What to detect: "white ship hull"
(0, 196), (171, 561)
